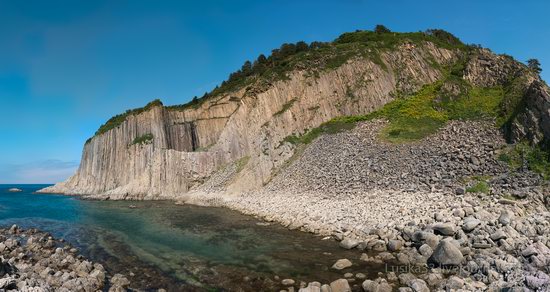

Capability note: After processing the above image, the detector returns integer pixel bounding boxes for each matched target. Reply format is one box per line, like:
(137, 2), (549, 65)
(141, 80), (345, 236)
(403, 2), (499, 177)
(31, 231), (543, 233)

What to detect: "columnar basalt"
(40, 31), (549, 202)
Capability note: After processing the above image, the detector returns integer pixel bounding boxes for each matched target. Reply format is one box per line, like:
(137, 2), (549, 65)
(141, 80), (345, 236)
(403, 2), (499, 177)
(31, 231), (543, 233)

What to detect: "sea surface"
(0, 184), (386, 291)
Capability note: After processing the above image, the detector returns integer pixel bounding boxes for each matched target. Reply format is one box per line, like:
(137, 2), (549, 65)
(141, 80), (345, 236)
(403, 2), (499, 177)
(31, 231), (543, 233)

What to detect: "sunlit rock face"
(39, 40), (548, 200)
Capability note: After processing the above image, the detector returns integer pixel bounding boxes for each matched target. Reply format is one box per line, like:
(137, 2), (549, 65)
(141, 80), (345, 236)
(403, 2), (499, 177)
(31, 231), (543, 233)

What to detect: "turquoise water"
(0, 185), (384, 291)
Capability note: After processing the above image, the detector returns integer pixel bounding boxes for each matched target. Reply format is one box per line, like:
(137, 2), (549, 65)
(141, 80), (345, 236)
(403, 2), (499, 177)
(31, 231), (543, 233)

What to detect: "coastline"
(35, 184), (550, 291)
(35, 120), (550, 291)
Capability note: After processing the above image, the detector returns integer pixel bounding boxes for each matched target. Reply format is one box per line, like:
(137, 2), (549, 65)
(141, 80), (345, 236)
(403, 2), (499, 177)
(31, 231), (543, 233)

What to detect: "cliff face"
(39, 35), (549, 199)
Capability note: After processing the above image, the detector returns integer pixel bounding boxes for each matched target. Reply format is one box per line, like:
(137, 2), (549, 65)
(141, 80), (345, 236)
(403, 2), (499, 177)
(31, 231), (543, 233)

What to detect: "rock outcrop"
(40, 40), (459, 198)
(509, 81), (550, 147)
(39, 31), (549, 201)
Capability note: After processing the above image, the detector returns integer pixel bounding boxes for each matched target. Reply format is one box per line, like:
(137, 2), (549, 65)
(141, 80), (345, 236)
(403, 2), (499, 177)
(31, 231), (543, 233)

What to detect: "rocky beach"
(180, 119), (550, 291)
(30, 29), (550, 291)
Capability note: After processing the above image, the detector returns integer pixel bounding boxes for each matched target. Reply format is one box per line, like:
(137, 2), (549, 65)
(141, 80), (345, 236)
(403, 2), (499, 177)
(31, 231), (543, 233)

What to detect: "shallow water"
(0, 185), (386, 291)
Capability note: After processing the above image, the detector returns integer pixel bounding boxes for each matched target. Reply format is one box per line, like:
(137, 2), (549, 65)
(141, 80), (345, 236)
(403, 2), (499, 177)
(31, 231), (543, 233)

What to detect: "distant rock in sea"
(8, 188), (22, 192)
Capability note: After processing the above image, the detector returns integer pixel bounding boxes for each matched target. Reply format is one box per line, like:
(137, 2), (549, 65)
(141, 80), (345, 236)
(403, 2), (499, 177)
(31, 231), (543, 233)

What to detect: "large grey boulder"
(462, 217), (481, 232)
(498, 210), (514, 226)
(428, 240), (463, 266)
(432, 223), (456, 236)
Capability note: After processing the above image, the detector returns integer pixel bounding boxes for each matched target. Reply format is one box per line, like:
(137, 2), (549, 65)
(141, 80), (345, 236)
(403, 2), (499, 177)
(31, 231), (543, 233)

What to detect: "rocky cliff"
(39, 30), (549, 199)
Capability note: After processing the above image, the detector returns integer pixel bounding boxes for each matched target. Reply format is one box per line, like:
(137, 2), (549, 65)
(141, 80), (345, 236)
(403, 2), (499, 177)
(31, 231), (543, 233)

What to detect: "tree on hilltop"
(374, 24), (391, 34)
(527, 58), (542, 74)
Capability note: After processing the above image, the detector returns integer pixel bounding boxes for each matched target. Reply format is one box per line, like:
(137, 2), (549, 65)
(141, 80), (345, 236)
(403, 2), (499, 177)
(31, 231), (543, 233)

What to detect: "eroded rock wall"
(41, 42), (464, 198)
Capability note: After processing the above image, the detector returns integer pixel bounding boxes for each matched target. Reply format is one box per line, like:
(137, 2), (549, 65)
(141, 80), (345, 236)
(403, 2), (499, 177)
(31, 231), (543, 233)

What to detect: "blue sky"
(0, 0), (549, 183)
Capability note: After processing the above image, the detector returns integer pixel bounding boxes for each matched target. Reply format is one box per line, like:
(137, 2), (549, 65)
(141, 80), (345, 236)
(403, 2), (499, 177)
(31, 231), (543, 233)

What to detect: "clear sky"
(0, 0), (549, 183)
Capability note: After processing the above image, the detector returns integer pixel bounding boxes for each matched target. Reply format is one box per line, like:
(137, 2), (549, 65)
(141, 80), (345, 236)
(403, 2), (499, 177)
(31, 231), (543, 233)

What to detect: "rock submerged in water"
(7, 188), (22, 192)
(331, 259), (352, 270)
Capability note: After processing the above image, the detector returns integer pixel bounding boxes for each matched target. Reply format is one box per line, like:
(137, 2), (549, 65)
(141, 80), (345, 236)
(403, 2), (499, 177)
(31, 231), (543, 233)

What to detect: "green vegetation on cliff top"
(91, 27), (467, 139)
(92, 99), (163, 138)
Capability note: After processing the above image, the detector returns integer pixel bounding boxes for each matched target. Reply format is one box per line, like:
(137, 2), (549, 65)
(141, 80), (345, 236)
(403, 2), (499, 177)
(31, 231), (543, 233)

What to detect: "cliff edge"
(38, 29), (549, 200)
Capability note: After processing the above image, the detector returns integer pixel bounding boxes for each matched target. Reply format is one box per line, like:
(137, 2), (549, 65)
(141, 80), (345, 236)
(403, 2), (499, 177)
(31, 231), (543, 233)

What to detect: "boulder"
(462, 217), (481, 232)
(498, 210), (514, 226)
(110, 274), (130, 289)
(299, 282), (321, 292)
(0, 277), (16, 289)
(339, 237), (360, 249)
(445, 276), (464, 290)
(432, 223), (456, 236)
(387, 239), (403, 252)
(428, 240), (463, 266)
(409, 279), (429, 292)
(362, 279), (392, 292)
(522, 245), (538, 258)
(329, 279), (351, 292)
(418, 244), (433, 257)
(490, 230), (507, 241)
(282, 279), (295, 285)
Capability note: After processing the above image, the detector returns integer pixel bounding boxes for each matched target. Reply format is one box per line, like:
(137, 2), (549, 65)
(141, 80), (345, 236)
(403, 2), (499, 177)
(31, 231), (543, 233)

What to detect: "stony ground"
(0, 225), (134, 292)
(185, 119), (549, 291)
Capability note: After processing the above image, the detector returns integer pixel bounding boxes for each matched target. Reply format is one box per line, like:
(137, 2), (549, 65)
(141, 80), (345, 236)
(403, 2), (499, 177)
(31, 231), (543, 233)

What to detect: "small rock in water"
(282, 279), (295, 286)
(355, 273), (366, 279)
(339, 237), (360, 249)
(331, 259), (352, 270)
(110, 273), (130, 288)
(7, 188), (22, 192)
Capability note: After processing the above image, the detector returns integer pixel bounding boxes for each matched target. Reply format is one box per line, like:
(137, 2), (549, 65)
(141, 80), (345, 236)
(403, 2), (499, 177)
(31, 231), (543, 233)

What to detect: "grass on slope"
(499, 142), (550, 180)
(283, 76), (506, 145)
(466, 181), (490, 194)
